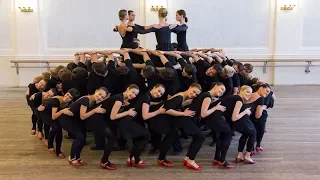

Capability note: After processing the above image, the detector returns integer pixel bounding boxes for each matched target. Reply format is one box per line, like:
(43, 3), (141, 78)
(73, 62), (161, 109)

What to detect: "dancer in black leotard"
(29, 88), (57, 144)
(222, 86), (256, 164)
(90, 84), (150, 169)
(248, 82), (271, 153)
(190, 82), (233, 168)
(116, 9), (157, 49)
(59, 87), (108, 166)
(165, 83), (203, 170)
(173, 10), (189, 51)
(26, 79), (47, 135)
(146, 8), (187, 65)
(38, 88), (79, 158)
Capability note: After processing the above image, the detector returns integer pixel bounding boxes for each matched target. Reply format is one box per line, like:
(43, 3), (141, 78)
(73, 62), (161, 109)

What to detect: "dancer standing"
(173, 10), (189, 51)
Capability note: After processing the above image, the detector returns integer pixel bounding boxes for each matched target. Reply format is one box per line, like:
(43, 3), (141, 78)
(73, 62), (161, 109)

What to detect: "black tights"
(130, 133), (150, 163)
(214, 132), (232, 162)
(149, 130), (162, 151)
(87, 116), (117, 163)
(158, 133), (175, 160)
(59, 115), (86, 160)
(48, 121), (63, 155)
(183, 120), (205, 160)
(238, 128), (257, 153)
(186, 133), (205, 160)
(34, 108), (50, 139)
(31, 113), (37, 130)
(254, 121), (266, 148)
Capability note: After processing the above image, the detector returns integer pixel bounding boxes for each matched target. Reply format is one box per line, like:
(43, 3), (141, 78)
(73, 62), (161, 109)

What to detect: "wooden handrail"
(10, 60), (70, 63)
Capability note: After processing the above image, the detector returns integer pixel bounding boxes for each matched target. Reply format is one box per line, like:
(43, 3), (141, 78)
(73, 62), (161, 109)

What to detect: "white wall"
(0, 0), (320, 87)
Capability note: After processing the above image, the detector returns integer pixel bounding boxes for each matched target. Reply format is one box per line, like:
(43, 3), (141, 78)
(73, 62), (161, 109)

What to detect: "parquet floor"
(0, 86), (320, 180)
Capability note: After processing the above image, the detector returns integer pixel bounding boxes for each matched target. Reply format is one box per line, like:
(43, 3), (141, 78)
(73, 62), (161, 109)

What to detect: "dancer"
(189, 82), (233, 168)
(116, 9), (157, 49)
(91, 84), (150, 169)
(249, 82), (271, 152)
(38, 88), (80, 158)
(29, 88), (57, 142)
(59, 87), (108, 166)
(26, 79), (47, 135)
(173, 10), (189, 51)
(222, 86), (256, 164)
(166, 83), (204, 170)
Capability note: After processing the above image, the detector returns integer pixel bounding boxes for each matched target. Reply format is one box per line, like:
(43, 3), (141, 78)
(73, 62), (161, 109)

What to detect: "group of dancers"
(25, 8), (276, 171)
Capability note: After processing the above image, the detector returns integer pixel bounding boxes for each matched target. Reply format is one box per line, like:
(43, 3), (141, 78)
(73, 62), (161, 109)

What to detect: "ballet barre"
(10, 59), (320, 75)
(237, 59), (320, 74)
(10, 60), (69, 75)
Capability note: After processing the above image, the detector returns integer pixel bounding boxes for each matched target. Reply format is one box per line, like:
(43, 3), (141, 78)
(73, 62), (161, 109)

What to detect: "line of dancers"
(25, 8), (276, 171)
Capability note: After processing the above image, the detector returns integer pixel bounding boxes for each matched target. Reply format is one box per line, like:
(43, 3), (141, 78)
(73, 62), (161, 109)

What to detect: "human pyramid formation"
(25, 8), (276, 171)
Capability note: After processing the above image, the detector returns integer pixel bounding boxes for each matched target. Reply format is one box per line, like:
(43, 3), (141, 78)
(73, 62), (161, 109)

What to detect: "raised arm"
(181, 52), (201, 63)
(196, 52), (215, 64)
(146, 49), (168, 66)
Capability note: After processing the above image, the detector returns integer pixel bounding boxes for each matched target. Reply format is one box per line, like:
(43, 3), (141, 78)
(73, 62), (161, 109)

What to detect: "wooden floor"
(1, 86), (320, 180)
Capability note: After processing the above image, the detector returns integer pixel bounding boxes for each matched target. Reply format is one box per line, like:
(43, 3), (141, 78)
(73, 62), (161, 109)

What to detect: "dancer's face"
(36, 80), (46, 90)
(213, 85), (226, 97)
(182, 69), (192, 79)
(126, 88), (139, 100)
(187, 87), (201, 99)
(63, 93), (73, 103)
(233, 65), (239, 73)
(176, 12), (182, 21)
(151, 86), (165, 99)
(239, 87), (252, 101)
(129, 12), (136, 21)
(46, 89), (55, 98)
(205, 67), (217, 77)
(258, 87), (270, 98)
(94, 89), (107, 103)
